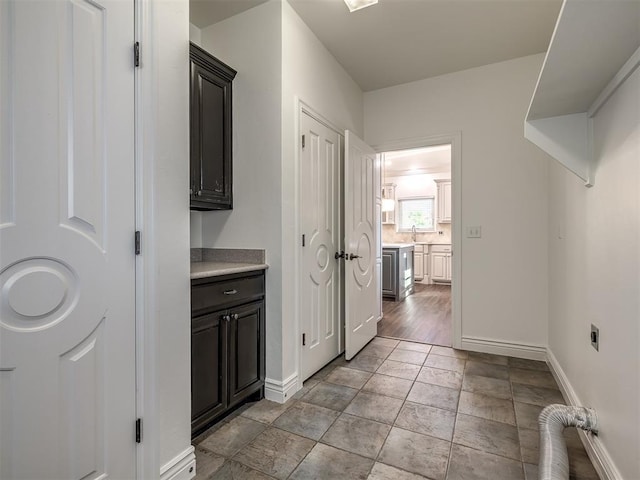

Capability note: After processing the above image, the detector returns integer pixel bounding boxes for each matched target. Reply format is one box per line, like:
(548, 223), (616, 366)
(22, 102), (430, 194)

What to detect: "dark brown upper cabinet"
(190, 42), (237, 210)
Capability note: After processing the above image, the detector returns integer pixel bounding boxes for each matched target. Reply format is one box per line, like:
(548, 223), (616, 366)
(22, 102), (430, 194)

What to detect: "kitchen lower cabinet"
(191, 270), (265, 437)
(430, 244), (452, 283)
(382, 245), (414, 301)
(382, 250), (397, 297)
(414, 244), (424, 281)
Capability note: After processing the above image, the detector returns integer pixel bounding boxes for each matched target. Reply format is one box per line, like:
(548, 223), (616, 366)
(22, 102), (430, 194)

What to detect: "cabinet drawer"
(414, 244), (424, 253)
(192, 274), (265, 313)
(430, 244), (452, 253)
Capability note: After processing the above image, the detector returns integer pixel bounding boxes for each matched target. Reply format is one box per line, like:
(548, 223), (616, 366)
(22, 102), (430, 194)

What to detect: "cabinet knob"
(232, 313), (239, 320)
(222, 315), (231, 322)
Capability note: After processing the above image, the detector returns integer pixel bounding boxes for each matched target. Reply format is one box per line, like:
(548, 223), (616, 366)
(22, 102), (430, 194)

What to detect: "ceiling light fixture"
(344, 0), (378, 13)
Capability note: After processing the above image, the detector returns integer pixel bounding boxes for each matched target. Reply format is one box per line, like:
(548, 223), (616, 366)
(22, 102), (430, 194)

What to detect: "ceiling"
(384, 145), (451, 177)
(190, 0), (562, 92)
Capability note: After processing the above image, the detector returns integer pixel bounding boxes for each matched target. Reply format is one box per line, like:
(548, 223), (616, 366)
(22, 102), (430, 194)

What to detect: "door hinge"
(134, 42), (140, 68)
(301, 134), (305, 149)
(135, 418), (142, 443)
(302, 234), (305, 247)
(302, 333), (306, 346)
(135, 231), (141, 255)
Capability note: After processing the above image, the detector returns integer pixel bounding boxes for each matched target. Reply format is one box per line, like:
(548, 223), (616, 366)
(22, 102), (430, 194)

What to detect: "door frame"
(294, 99), (346, 389)
(371, 133), (463, 349)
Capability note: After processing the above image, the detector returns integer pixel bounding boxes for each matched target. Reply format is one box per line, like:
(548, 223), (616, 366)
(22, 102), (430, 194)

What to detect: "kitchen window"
(397, 197), (435, 232)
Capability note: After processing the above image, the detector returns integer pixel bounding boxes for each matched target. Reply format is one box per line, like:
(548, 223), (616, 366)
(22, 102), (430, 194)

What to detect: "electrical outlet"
(466, 226), (482, 238)
(590, 324), (599, 351)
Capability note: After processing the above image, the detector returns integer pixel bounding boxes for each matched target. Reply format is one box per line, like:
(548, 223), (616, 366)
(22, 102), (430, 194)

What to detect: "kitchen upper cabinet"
(430, 244), (452, 283)
(190, 42), (237, 211)
(435, 179), (452, 224)
(381, 183), (396, 224)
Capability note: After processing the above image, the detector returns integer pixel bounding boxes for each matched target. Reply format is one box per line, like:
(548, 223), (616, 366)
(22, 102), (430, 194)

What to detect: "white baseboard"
(460, 336), (547, 361)
(547, 349), (623, 480)
(264, 373), (299, 404)
(160, 446), (196, 480)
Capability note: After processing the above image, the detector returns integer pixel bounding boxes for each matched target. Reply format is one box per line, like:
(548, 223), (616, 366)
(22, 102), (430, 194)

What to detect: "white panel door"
(299, 112), (342, 380)
(344, 131), (380, 361)
(0, 1), (136, 478)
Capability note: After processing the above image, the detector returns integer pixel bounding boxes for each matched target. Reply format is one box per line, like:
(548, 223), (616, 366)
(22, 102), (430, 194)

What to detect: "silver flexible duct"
(538, 404), (598, 480)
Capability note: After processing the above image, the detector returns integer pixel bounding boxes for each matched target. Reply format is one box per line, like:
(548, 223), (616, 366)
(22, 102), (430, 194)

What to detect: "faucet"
(411, 225), (417, 243)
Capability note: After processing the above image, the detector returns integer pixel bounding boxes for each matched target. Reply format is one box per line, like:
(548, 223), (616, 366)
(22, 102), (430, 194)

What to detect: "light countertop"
(190, 261), (268, 280)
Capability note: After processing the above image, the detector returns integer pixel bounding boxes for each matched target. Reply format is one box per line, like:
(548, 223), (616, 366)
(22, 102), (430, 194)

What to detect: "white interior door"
(344, 131), (381, 360)
(0, 1), (136, 478)
(299, 112), (342, 380)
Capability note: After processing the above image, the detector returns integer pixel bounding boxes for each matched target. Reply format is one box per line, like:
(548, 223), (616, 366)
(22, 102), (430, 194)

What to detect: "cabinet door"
(423, 253), (430, 282)
(445, 254), (452, 281)
(381, 184), (395, 224)
(382, 250), (397, 296)
(191, 310), (228, 435)
(431, 253), (448, 281)
(414, 252), (423, 280)
(190, 43), (236, 210)
(228, 301), (265, 407)
(437, 180), (452, 223)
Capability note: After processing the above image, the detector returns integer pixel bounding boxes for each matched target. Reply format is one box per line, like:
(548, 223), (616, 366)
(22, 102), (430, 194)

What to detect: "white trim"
(546, 349), (623, 480)
(461, 336), (547, 361)
(371, 133), (462, 349)
(134, 1), (158, 479)
(159, 446), (196, 480)
(264, 373), (299, 404)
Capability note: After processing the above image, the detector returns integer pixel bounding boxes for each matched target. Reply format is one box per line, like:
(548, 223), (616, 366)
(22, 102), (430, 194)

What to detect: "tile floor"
(193, 338), (600, 480)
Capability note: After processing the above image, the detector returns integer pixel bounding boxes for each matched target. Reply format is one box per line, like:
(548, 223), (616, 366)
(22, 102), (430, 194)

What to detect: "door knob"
(334, 251), (346, 260)
(349, 253), (361, 260)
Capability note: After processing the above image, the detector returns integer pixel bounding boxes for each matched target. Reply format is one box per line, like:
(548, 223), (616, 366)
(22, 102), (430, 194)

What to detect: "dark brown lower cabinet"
(191, 270), (265, 437)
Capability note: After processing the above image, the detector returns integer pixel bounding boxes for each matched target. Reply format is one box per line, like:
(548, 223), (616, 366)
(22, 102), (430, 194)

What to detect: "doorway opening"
(379, 143), (454, 346)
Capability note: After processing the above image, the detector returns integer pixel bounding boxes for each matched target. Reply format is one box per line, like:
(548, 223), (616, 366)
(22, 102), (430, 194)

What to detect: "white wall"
(199, 1), (284, 380)
(548, 67), (640, 479)
(281, 0), (363, 389)
(189, 22), (201, 46)
(142, 0), (192, 475)
(365, 54), (550, 351)
(196, 0), (363, 396)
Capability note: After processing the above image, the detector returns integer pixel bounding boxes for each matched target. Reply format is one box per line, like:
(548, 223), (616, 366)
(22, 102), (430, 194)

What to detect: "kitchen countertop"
(191, 261), (268, 280)
(383, 242), (451, 248)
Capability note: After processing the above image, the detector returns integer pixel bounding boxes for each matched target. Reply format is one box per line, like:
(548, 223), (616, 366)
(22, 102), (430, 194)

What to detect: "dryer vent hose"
(538, 404), (598, 480)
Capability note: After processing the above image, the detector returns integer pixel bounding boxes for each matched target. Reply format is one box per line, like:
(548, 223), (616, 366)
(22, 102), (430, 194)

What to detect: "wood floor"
(379, 283), (451, 346)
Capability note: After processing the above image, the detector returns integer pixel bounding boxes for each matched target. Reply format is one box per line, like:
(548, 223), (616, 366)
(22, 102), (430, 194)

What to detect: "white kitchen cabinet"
(381, 183), (396, 224)
(423, 252), (430, 283)
(430, 244), (452, 283)
(414, 244), (423, 281)
(435, 179), (451, 224)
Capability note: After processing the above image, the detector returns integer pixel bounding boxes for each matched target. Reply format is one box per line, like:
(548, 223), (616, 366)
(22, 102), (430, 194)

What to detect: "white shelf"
(525, 0), (640, 186)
